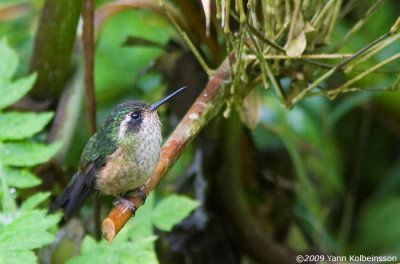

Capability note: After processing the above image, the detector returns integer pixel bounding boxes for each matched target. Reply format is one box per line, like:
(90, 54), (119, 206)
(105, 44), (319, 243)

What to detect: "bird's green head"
(101, 86), (187, 140)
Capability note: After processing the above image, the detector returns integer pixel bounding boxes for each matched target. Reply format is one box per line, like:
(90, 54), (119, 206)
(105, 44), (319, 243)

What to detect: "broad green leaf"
(80, 235), (98, 253)
(0, 210), (61, 252)
(0, 112), (54, 140)
(152, 195), (199, 231)
(0, 39), (18, 81)
(68, 251), (110, 264)
(20, 192), (51, 211)
(0, 250), (36, 264)
(3, 167), (41, 188)
(0, 141), (61, 167)
(68, 194), (198, 263)
(0, 73), (37, 110)
(95, 11), (170, 95)
(69, 235), (157, 264)
(0, 163), (17, 214)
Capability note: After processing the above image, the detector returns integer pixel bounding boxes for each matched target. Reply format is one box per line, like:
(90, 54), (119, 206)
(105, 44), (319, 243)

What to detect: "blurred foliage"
(0, 39), (61, 264)
(67, 195), (198, 264)
(1, 0), (400, 263)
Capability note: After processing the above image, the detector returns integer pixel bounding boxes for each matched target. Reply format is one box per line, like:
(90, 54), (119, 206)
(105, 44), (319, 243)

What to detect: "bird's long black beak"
(149, 86), (187, 111)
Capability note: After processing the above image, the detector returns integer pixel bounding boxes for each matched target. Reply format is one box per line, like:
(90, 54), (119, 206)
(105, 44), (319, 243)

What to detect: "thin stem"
(241, 14), (286, 53)
(345, 33), (400, 72)
(328, 53), (400, 98)
(332, 0), (385, 51)
(232, 11), (334, 70)
(291, 29), (397, 104)
(82, 0), (99, 240)
(390, 16), (400, 34)
(310, 0), (334, 28)
(247, 28), (286, 103)
(224, 0), (231, 32)
(286, 0), (301, 46)
(82, 0), (96, 135)
(324, 0), (342, 43)
(237, 0), (246, 23)
(336, 32), (390, 70)
(246, 54), (353, 60)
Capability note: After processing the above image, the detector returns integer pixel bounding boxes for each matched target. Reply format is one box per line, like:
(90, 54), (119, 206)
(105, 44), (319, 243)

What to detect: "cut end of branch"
(102, 201), (137, 241)
(102, 218), (115, 242)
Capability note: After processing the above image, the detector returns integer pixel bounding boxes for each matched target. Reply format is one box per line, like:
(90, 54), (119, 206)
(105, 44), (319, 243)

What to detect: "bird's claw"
(114, 188), (147, 214)
(125, 187), (147, 205)
(114, 198), (137, 215)
(139, 190), (147, 205)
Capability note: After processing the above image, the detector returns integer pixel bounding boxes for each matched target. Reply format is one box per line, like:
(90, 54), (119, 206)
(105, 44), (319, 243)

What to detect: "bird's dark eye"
(130, 112), (141, 120)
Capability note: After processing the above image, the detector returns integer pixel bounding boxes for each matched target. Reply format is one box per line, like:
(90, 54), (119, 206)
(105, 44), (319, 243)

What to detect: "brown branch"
(82, 0), (99, 239)
(82, 0), (96, 135)
(102, 56), (233, 241)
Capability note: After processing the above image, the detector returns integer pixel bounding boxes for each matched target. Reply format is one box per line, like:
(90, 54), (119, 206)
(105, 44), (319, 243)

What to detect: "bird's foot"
(139, 189), (147, 205)
(113, 197), (137, 215)
(125, 187), (147, 205)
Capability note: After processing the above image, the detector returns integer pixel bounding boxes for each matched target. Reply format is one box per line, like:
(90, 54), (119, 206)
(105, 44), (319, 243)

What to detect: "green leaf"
(0, 73), (37, 110)
(68, 235), (157, 264)
(3, 167), (41, 188)
(0, 141), (61, 166)
(95, 11), (170, 94)
(0, 38), (18, 81)
(80, 235), (98, 253)
(20, 192), (51, 211)
(0, 210), (61, 252)
(152, 195), (199, 231)
(0, 163), (18, 214)
(68, 194), (198, 263)
(0, 112), (54, 140)
(0, 250), (37, 264)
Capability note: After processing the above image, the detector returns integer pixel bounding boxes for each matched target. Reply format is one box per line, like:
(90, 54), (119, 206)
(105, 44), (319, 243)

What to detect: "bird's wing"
(49, 132), (118, 219)
(80, 130), (118, 184)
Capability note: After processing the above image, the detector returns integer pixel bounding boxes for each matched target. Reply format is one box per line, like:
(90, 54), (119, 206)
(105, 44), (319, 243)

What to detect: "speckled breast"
(96, 114), (162, 196)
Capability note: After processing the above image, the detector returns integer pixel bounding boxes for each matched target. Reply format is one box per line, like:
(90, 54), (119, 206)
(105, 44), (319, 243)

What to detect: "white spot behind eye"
(118, 114), (131, 138)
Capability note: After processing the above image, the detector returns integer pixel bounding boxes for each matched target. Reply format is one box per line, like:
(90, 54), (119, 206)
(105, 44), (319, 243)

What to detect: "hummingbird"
(50, 86), (186, 219)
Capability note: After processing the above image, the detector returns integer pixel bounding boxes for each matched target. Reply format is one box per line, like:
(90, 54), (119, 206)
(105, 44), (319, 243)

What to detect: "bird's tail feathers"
(49, 172), (95, 219)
